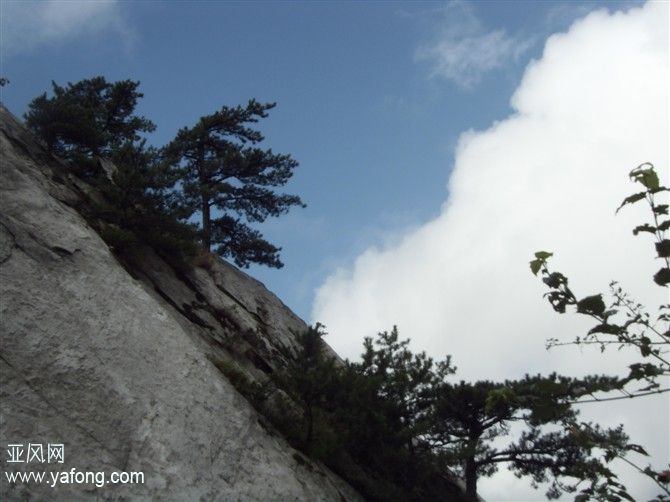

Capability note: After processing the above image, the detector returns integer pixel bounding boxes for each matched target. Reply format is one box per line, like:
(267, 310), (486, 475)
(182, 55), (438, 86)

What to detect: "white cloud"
(314, 2), (668, 499)
(415, 0), (534, 89)
(0, 0), (130, 57)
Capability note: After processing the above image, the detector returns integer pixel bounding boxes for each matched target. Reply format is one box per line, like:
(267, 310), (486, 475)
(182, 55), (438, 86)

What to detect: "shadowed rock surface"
(0, 105), (362, 501)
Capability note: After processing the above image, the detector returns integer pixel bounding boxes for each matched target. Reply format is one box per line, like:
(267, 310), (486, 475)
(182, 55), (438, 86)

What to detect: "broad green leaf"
(653, 267), (670, 286)
(632, 224), (655, 235)
(655, 239), (670, 258)
(576, 294), (606, 316)
(641, 170), (660, 190)
(658, 219), (670, 231)
(629, 164), (660, 190)
(530, 259), (542, 276)
(654, 204), (669, 215)
(530, 252), (552, 276)
(543, 272), (567, 289)
(615, 191), (646, 213)
(588, 323), (622, 335)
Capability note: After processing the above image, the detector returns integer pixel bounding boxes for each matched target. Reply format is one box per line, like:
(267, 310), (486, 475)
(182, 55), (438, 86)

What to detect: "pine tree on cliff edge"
(24, 77), (155, 162)
(165, 100), (304, 268)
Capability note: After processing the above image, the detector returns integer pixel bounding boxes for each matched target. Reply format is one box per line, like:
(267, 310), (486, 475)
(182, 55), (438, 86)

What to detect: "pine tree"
(426, 374), (630, 500)
(280, 324), (338, 449)
(25, 77), (155, 168)
(96, 140), (199, 262)
(359, 326), (454, 453)
(25, 77), (197, 263)
(165, 99), (305, 268)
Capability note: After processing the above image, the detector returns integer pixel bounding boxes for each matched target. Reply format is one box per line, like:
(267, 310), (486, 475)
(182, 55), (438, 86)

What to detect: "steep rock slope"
(0, 105), (362, 501)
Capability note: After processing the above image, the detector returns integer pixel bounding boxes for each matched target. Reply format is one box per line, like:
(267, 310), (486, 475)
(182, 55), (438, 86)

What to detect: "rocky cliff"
(0, 105), (362, 501)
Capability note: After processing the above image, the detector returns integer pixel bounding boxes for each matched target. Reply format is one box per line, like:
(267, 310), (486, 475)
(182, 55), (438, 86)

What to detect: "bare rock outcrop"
(0, 105), (361, 501)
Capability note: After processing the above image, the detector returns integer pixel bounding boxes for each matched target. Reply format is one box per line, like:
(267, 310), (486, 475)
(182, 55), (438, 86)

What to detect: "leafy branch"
(530, 162), (670, 499)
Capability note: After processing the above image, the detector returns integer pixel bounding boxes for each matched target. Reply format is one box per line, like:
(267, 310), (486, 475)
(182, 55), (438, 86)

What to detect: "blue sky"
(2, 2), (667, 499)
(0, 0), (638, 321)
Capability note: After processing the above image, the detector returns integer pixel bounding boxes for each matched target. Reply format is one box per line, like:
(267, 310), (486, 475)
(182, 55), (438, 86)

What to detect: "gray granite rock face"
(0, 105), (362, 501)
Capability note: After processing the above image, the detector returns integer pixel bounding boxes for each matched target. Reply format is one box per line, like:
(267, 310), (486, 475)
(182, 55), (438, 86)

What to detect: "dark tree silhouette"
(425, 375), (630, 500)
(165, 100), (304, 268)
(24, 77), (197, 262)
(25, 77), (155, 163)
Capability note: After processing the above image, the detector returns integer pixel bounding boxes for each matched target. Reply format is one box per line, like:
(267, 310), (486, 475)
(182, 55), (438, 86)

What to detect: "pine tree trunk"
(465, 456), (477, 501)
(197, 143), (211, 252)
(201, 198), (211, 251)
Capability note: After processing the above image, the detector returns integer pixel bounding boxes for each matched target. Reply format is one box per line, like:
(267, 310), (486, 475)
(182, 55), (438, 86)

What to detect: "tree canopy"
(25, 77), (155, 164)
(165, 100), (305, 268)
(25, 77), (304, 269)
(262, 326), (630, 502)
(425, 375), (629, 500)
